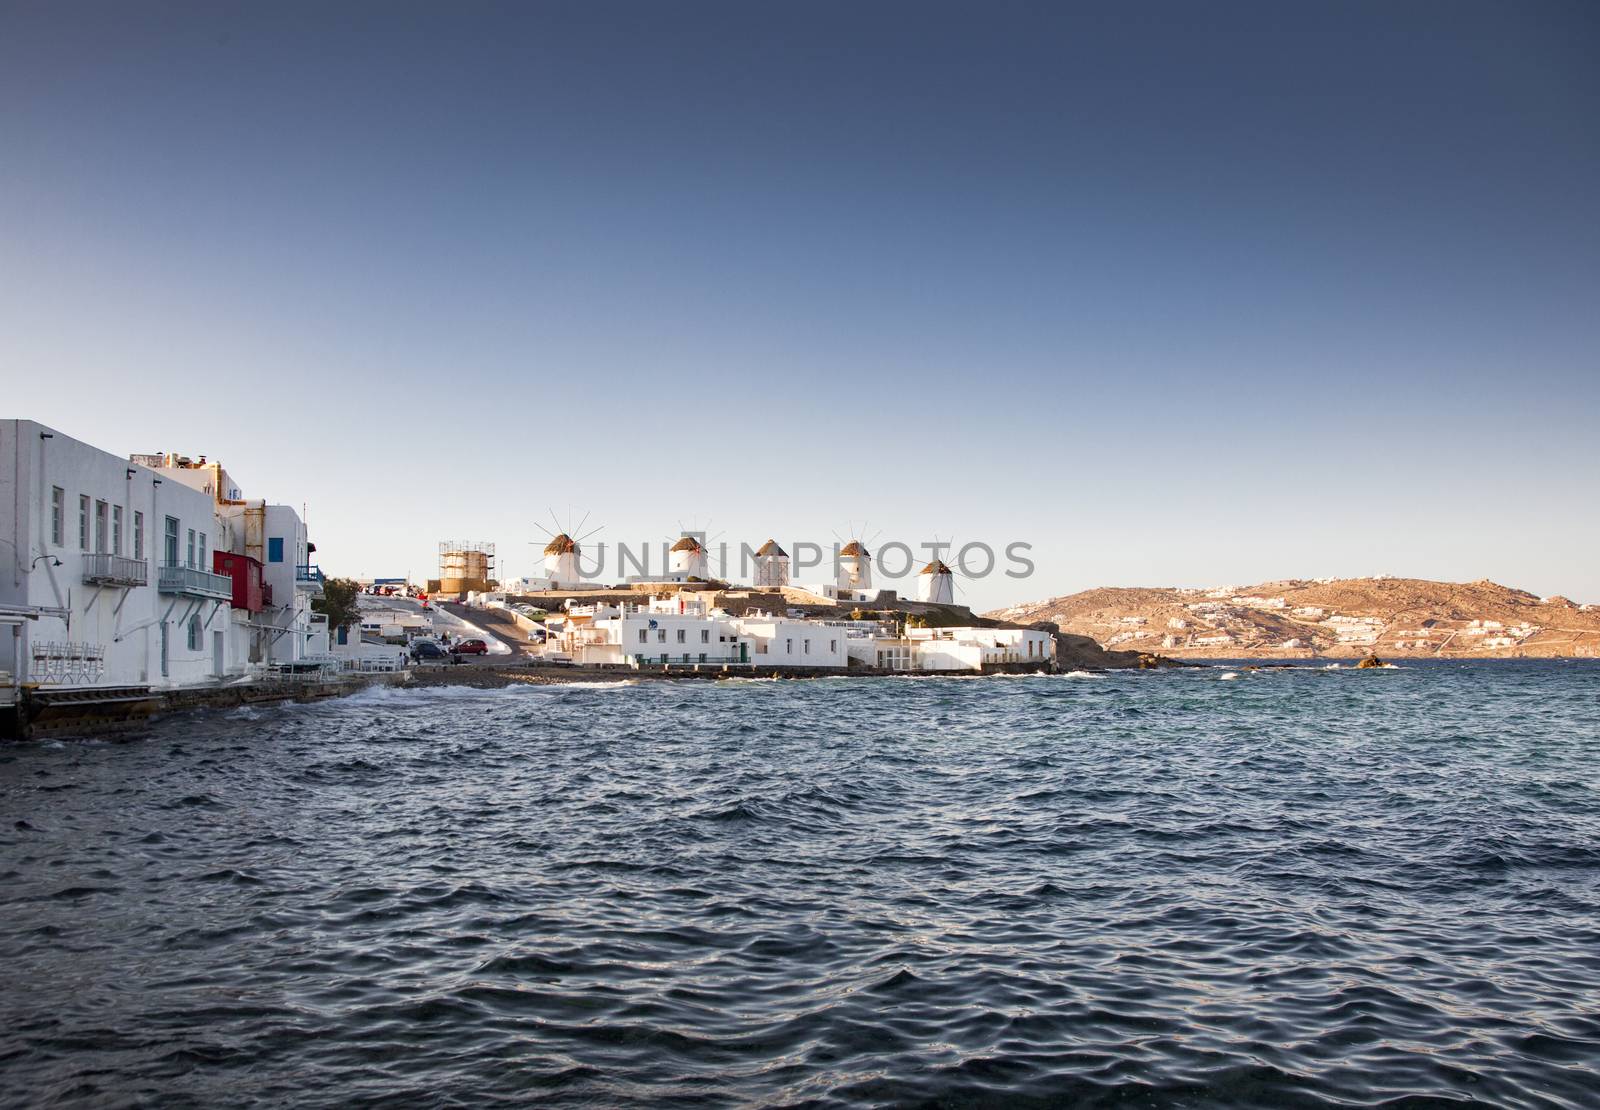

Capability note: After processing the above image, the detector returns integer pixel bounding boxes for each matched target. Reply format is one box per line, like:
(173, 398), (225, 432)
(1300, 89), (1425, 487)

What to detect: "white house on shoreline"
(536, 594), (1054, 673)
(1, 421), (329, 701)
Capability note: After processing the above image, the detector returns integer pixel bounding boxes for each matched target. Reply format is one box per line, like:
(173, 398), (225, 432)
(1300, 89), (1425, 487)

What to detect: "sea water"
(2, 661), (1598, 1107)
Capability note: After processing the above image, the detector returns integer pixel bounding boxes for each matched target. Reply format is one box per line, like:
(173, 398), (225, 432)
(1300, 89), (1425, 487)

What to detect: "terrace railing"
(82, 554), (149, 588)
(158, 563), (233, 601)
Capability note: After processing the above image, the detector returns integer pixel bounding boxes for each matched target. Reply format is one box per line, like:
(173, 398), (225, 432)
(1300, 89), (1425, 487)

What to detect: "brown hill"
(987, 578), (1600, 659)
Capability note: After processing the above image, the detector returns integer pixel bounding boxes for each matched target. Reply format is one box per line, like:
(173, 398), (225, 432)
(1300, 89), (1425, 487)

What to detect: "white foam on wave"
(1220, 671), (1240, 680)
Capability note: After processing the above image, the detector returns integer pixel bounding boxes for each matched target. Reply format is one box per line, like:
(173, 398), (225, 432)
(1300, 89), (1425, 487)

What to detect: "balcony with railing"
(82, 554), (149, 588)
(158, 563), (234, 601)
(296, 564), (326, 595)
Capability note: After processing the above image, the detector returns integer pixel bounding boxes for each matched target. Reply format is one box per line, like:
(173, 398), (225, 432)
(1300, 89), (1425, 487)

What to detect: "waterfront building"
(731, 614), (849, 667)
(845, 625), (1056, 672)
(145, 454), (324, 666)
(543, 596), (749, 667)
(1, 422), (329, 700)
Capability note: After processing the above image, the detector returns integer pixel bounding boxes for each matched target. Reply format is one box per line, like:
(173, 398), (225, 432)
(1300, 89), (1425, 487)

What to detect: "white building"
(545, 597), (749, 667)
(733, 615), (849, 667)
(1, 422), (326, 696)
(501, 575), (554, 594)
(145, 454), (323, 666)
(848, 626), (1056, 672)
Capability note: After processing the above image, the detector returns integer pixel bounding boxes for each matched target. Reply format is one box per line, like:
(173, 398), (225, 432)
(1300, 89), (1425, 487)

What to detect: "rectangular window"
(188, 614), (201, 651)
(677, 629), (686, 644)
(51, 487), (64, 546)
(698, 653), (707, 663)
(95, 500), (108, 553)
(804, 639), (811, 654)
(112, 505), (123, 556)
(682, 653), (690, 663)
(198, 532), (207, 569)
(701, 630), (710, 643)
(79, 495), (90, 550)
(830, 639), (837, 653)
(134, 512), (144, 560)
(187, 529), (196, 568)
(659, 653), (668, 664)
(267, 537), (284, 563)
(657, 629), (666, 643)
(786, 638), (793, 654)
(164, 516), (179, 567)
(638, 629), (648, 644)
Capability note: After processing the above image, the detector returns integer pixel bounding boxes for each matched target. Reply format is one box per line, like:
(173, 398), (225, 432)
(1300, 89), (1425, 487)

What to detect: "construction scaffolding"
(438, 541), (496, 595)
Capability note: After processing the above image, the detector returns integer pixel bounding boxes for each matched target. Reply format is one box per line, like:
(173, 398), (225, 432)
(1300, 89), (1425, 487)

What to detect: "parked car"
(410, 641), (448, 662)
(449, 638), (489, 656)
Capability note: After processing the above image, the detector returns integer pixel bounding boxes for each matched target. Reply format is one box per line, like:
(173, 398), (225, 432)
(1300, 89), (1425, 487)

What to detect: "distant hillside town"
(989, 578), (1600, 659)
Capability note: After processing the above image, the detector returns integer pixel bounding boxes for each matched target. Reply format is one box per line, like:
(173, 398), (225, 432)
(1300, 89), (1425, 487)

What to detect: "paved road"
(436, 602), (531, 654)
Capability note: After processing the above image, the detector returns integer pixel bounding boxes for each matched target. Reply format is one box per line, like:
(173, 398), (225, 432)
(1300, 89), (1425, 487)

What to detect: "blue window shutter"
(268, 537), (284, 562)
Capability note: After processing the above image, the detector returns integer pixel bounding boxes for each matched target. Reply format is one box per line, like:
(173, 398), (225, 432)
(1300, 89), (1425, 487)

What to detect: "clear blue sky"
(3, 1), (1596, 609)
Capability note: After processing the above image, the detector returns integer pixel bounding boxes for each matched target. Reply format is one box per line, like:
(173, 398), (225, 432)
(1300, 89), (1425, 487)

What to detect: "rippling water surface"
(3, 662), (1599, 1107)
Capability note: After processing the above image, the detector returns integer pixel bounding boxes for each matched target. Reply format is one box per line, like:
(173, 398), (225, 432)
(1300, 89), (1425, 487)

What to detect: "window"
(698, 653), (707, 663)
(657, 629), (666, 643)
(830, 639), (837, 653)
(337, 626), (349, 645)
(677, 629), (686, 644)
(198, 532), (207, 569)
(267, 537), (284, 563)
(186, 529), (196, 568)
(701, 630), (710, 643)
(659, 653), (668, 664)
(785, 638), (793, 654)
(95, 500), (108, 553)
(134, 512), (144, 560)
(804, 639), (811, 654)
(164, 516), (179, 566)
(79, 495), (90, 550)
(638, 629), (648, 644)
(187, 614), (202, 651)
(112, 506), (123, 556)
(50, 487), (64, 546)
(682, 653), (690, 663)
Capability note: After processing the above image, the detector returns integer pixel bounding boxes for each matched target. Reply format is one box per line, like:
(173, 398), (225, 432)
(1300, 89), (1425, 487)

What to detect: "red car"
(449, 638), (489, 656)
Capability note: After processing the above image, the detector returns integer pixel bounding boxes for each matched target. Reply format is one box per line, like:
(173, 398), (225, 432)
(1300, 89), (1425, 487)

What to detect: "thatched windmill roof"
(543, 534), (577, 555)
(756, 539), (787, 557)
(670, 535), (705, 553)
(839, 541), (869, 557)
(920, 559), (954, 575)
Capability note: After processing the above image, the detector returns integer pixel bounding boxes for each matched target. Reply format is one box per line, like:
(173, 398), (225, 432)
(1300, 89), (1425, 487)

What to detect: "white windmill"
(754, 539), (789, 588)
(669, 533), (710, 580)
(837, 540), (873, 593)
(919, 558), (956, 604)
(534, 508), (602, 590)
